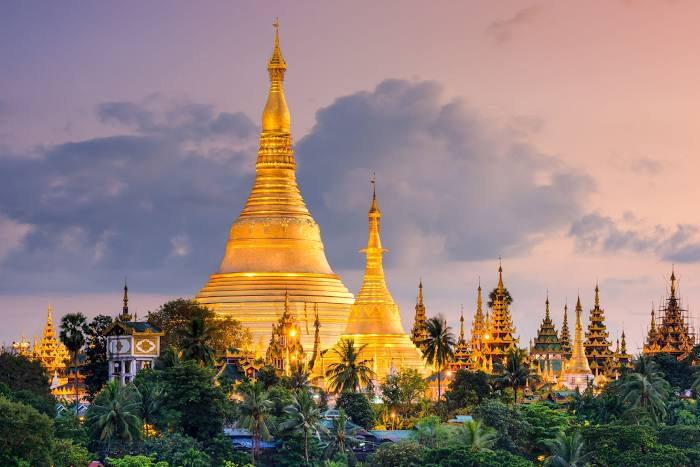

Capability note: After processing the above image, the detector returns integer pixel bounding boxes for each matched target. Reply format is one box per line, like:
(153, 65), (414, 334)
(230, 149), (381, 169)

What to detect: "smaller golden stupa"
(561, 296), (593, 391)
(324, 180), (427, 383)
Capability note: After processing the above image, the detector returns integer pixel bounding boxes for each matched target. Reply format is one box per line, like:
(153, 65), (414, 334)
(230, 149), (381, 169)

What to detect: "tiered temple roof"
(531, 295), (563, 382)
(643, 270), (695, 359)
(32, 305), (70, 375)
(484, 263), (518, 365)
(410, 281), (428, 352)
(560, 303), (572, 360)
(583, 286), (614, 379)
(469, 283), (489, 371)
(450, 306), (471, 370)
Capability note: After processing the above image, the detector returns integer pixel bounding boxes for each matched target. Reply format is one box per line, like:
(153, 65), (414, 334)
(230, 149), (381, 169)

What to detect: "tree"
(279, 389), (325, 462)
(134, 377), (163, 437)
(0, 351), (51, 399)
(444, 369), (492, 412)
(368, 440), (426, 467)
(283, 362), (311, 392)
(473, 400), (530, 454)
(411, 416), (451, 449)
(178, 316), (216, 366)
(380, 368), (428, 419)
(488, 287), (513, 308)
(86, 380), (142, 455)
(157, 360), (228, 440)
(0, 395), (54, 466)
(519, 403), (572, 457)
(454, 420), (497, 452)
(144, 432), (211, 466)
(424, 447), (533, 467)
(257, 364), (280, 389)
(620, 357), (670, 425)
(336, 391), (375, 429)
(422, 316), (455, 399)
(83, 314), (114, 399)
(326, 338), (375, 393)
(544, 431), (592, 467)
(323, 408), (360, 463)
(51, 439), (91, 467)
(236, 381), (273, 464)
(493, 347), (535, 404)
(59, 312), (87, 413)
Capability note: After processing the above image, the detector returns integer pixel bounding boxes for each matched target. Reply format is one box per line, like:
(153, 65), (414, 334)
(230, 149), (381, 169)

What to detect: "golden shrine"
(559, 303), (572, 361)
(324, 183), (428, 382)
(583, 285), (614, 382)
(483, 263), (518, 365)
(449, 306), (471, 371)
(468, 283), (489, 371)
(530, 294), (563, 383)
(410, 281), (428, 352)
(196, 23), (354, 353)
(32, 305), (70, 376)
(561, 296), (594, 391)
(643, 269), (695, 359)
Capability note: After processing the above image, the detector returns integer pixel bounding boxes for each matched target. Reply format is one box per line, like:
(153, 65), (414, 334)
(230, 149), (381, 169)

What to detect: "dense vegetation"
(3, 299), (700, 466)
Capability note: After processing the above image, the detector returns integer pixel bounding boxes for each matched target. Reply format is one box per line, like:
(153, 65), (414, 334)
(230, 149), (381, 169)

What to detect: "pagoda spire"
(531, 293), (562, 381)
(411, 279), (428, 350)
(459, 305), (465, 342)
(583, 284), (613, 379)
(567, 296), (592, 374)
(497, 257), (504, 290)
(309, 304), (322, 372)
(560, 302), (572, 360)
(119, 278), (132, 321)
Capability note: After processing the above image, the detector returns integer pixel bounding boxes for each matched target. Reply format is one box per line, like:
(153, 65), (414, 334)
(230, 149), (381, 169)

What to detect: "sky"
(2, 0), (700, 353)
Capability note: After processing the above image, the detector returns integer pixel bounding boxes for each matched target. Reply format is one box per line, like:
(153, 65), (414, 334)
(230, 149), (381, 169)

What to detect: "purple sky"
(2, 1), (700, 353)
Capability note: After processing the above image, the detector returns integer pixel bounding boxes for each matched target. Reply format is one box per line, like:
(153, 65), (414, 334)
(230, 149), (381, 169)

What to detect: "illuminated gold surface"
(326, 185), (427, 381)
(196, 25), (353, 352)
(566, 297), (593, 375)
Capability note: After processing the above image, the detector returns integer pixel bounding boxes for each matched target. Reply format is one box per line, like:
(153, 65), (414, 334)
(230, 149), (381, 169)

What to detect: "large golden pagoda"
(325, 183), (427, 382)
(196, 24), (354, 352)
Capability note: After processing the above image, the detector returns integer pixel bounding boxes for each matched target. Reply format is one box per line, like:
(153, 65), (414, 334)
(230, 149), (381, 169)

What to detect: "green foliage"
(86, 381), (142, 456)
(133, 372), (164, 437)
(487, 287), (513, 308)
(0, 351), (52, 399)
(424, 447), (533, 467)
(380, 368), (428, 419)
(51, 439), (91, 467)
(367, 440), (426, 467)
(581, 424), (656, 466)
(443, 369), (492, 412)
(235, 381), (273, 463)
(178, 316), (217, 365)
(325, 338), (375, 393)
(147, 299), (250, 355)
(9, 387), (55, 417)
(257, 365), (280, 389)
(519, 403), (572, 457)
(611, 443), (688, 467)
(410, 415), (452, 449)
(264, 431), (321, 467)
(568, 384), (624, 424)
(204, 433), (251, 466)
(620, 358), (670, 425)
(83, 314), (114, 399)
(452, 419), (497, 452)
(657, 424), (700, 448)
(157, 360), (228, 440)
(0, 395), (54, 467)
(651, 352), (695, 390)
(543, 430), (592, 467)
(278, 389), (325, 462)
(323, 408), (360, 462)
(493, 348), (536, 405)
(144, 432), (203, 465)
(55, 411), (90, 446)
(107, 454), (170, 466)
(473, 399), (529, 454)
(336, 391), (375, 429)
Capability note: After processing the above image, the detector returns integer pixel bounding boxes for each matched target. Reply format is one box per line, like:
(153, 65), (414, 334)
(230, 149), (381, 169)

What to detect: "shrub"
(367, 440), (426, 467)
(336, 392), (375, 429)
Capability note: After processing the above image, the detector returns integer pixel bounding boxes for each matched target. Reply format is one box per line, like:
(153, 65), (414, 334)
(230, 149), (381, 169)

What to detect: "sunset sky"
(2, 1), (700, 352)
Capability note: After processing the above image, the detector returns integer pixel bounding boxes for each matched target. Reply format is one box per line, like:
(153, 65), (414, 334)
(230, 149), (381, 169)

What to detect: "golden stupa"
(561, 296), (593, 391)
(326, 182), (428, 382)
(196, 24), (354, 352)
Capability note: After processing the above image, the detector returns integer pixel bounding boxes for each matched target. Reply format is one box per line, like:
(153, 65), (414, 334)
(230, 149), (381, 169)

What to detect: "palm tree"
(134, 380), (163, 437)
(422, 316), (455, 399)
(279, 390), (326, 462)
(323, 408), (360, 463)
(59, 312), (87, 414)
(286, 362), (311, 391)
(620, 357), (670, 425)
(454, 420), (497, 452)
(325, 338), (375, 394)
(544, 431), (592, 467)
(178, 316), (216, 366)
(487, 287), (513, 308)
(411, 415), (451, 449)
(493, 347), (534, 404)
(86, 381), (142, 455)
(236, 382), (273, 464)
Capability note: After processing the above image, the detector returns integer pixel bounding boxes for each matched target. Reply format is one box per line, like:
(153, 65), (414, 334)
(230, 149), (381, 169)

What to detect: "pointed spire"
(545, 291), (551, 321)
(670, 267), (677, 298)
(650, 305), (657, 331)
(262, 18), (291, 133)
(366, 176), (383, 250)
(497, 257), (504, 290)
(46, 304), (53, 327)
(459, 305), (465, 342)
(594, 283), (600, 308)
(417, 278), (423, 304)
(123, 278), (129, 315)
(621, 329), (628, 353)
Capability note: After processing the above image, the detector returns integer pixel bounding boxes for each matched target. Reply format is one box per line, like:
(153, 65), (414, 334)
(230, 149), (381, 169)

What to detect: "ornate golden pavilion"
(324, 183), (428, 382)
(32, 305), (70, 377)
(196, 24), (354, 353)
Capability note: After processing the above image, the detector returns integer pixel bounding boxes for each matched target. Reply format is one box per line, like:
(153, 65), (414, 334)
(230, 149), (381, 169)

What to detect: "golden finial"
(262, 19), (290, 132)
(594, 282), (600, 308)
(545, 291), (550, 320)
(670, 266), (677, 297)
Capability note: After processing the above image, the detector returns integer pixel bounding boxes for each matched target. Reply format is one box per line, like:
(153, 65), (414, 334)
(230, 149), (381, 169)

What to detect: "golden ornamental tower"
(410, 280), (428, 351)
(327, 181), (427, 382)
(562, 296), (594, 391)
(469, 282), (488, 371)
(583, 285), (614, 379)
(32, 305), (70, 376)
(450, 306), (471, 370)
(559, 303), (572, 360)
(196, 24), (354, 352)
(643, 306), (661, 355)
(484, 262), (518, 365)
(531, 294), (563, 382)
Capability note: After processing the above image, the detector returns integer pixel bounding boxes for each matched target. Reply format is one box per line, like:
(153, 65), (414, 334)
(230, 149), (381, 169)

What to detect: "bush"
(657, 425), (700, 448)
(0, 395), (54, 466)
(144, 433), (210, 466)
(367, 440), (426, 467)
(473, 400), (529, 454)
(424, 447), (533, 467)
(51, 439), (91, 467)
(337, 392), (375, 429)
(106, 455), (169, 467)
(581, 424), (657, 466)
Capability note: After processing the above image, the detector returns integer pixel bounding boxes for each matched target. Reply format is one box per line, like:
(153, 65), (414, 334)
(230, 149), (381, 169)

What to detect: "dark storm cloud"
(486, 5), (543, 44)
(297, 79), (594, 269)
(0, 99), (258, 293)
(569, 213), (700, 262)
